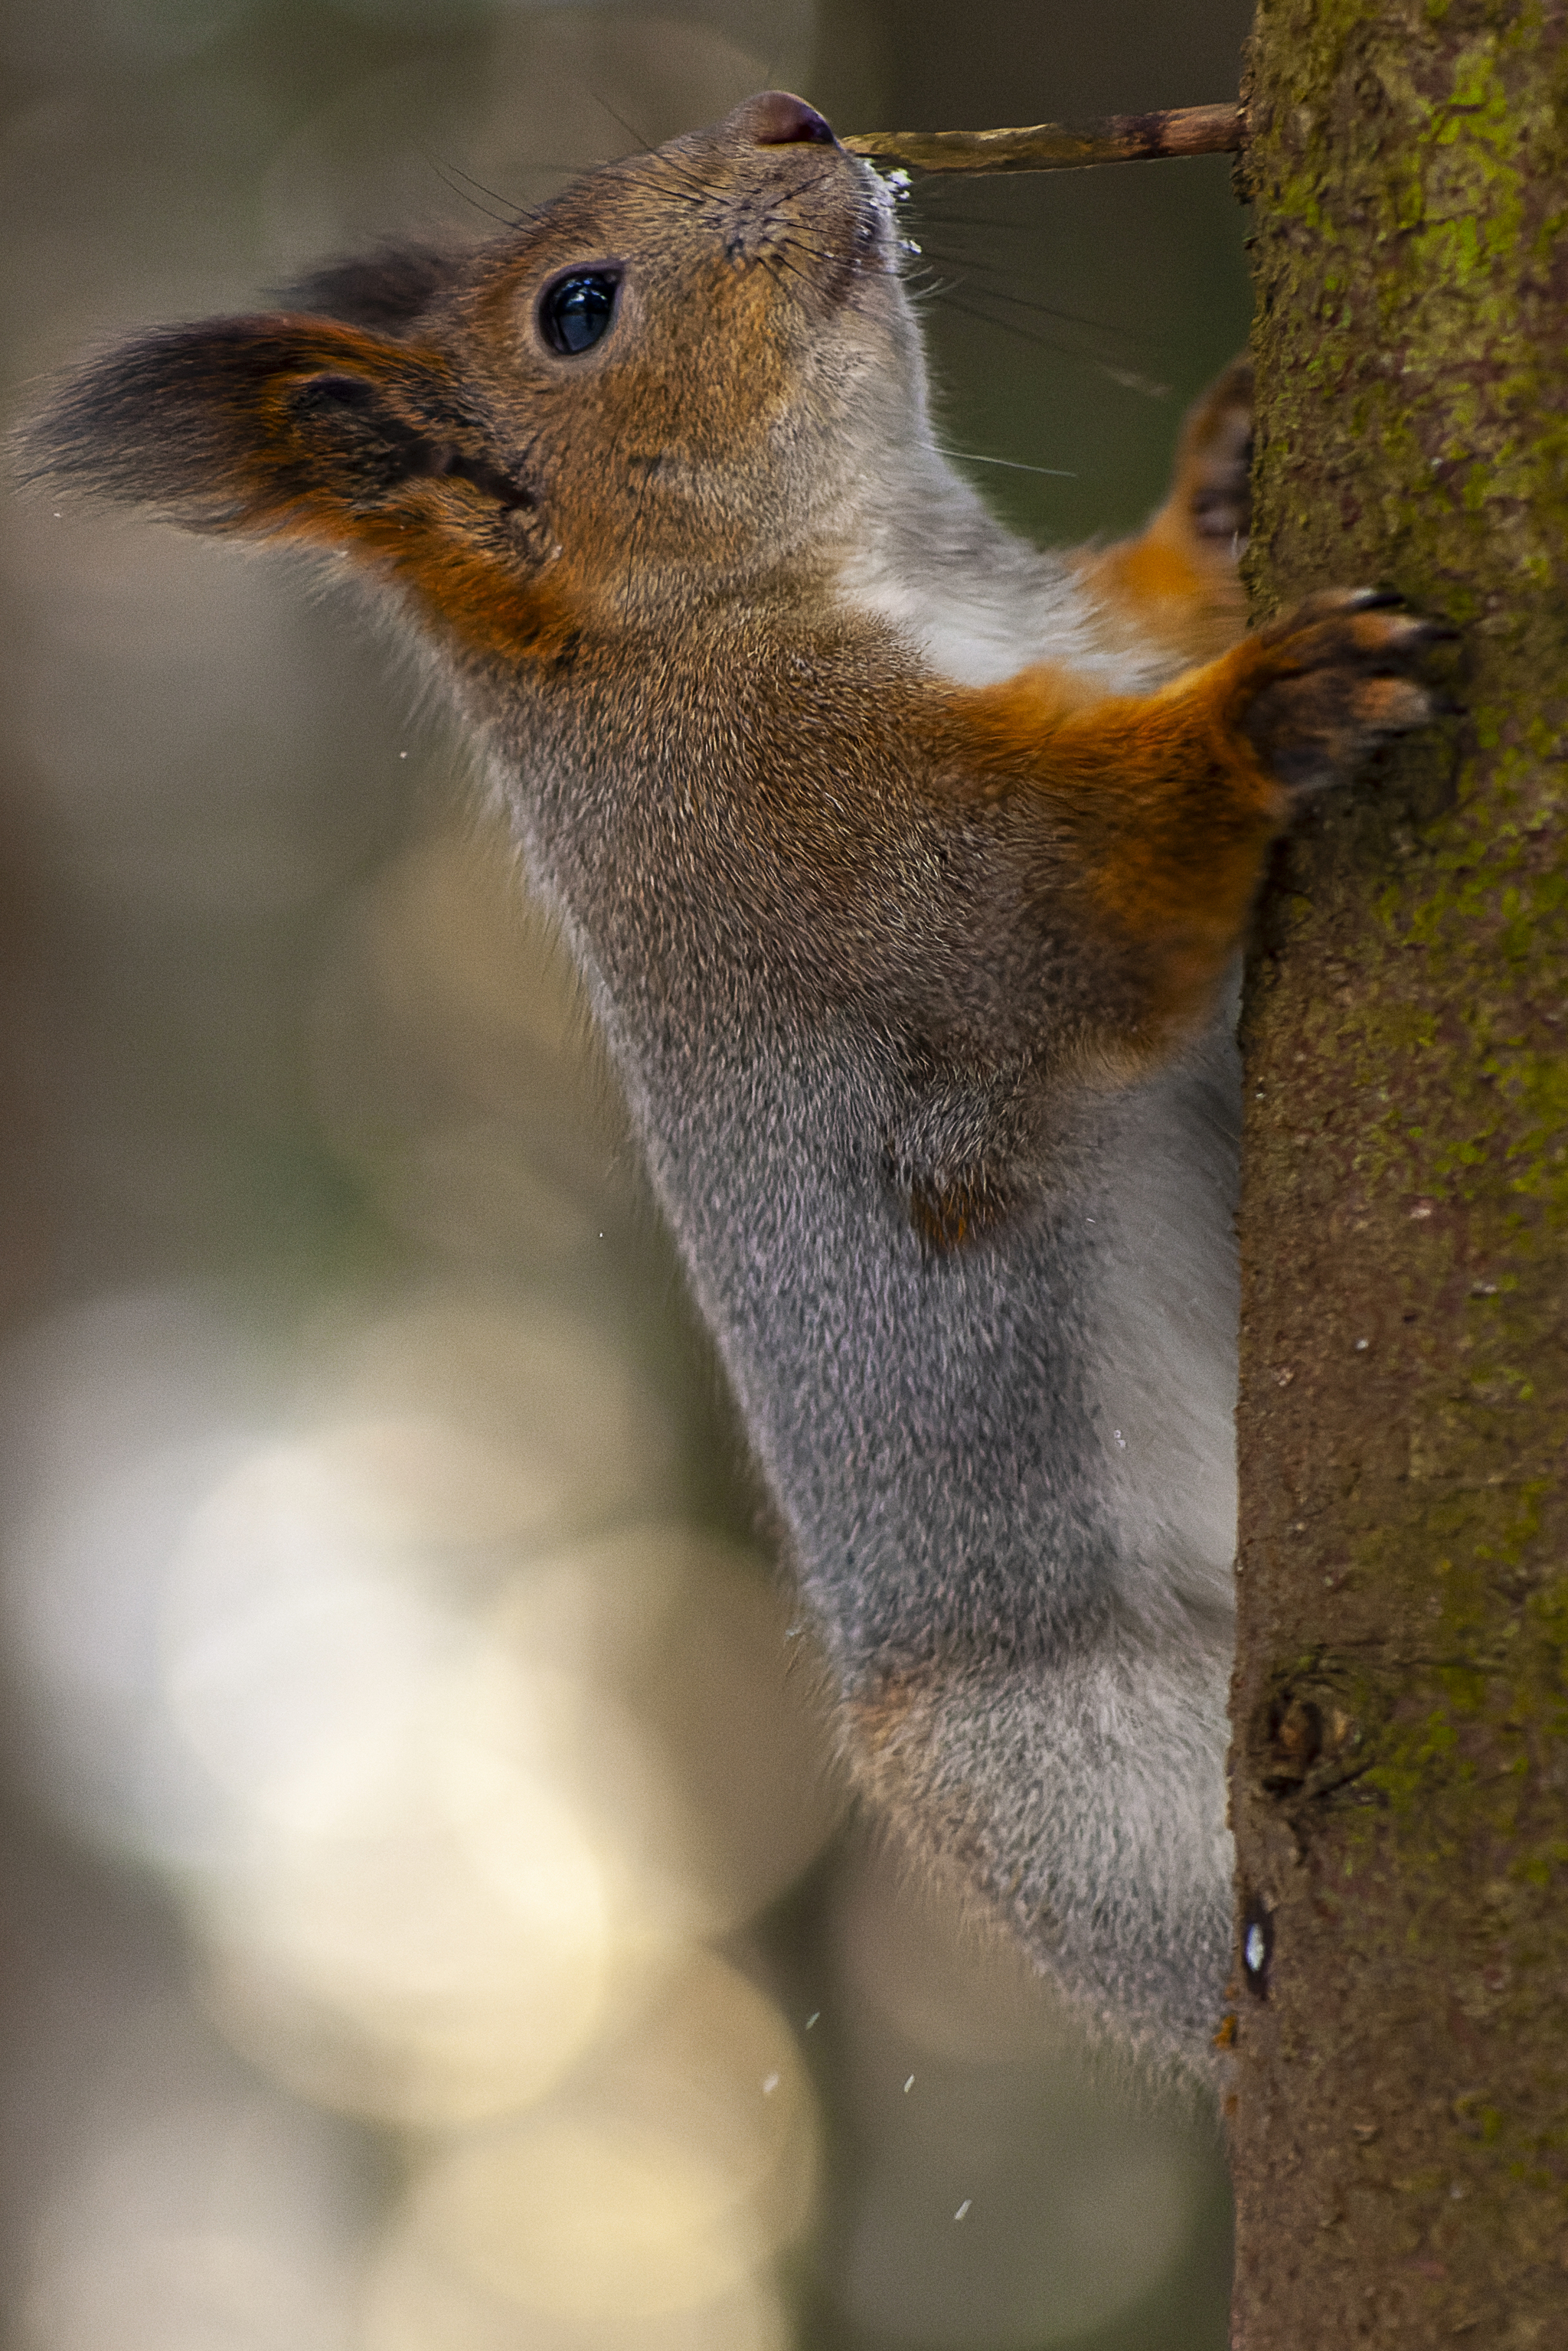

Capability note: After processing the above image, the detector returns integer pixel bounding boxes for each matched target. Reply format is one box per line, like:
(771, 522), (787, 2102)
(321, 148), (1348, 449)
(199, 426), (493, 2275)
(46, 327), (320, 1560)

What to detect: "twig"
(842, 101), (1243, 176)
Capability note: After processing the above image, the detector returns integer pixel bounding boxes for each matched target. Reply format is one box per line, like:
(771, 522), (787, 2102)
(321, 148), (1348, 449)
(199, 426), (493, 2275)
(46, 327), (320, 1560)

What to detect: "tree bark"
(1229, 2), (1568, 2341)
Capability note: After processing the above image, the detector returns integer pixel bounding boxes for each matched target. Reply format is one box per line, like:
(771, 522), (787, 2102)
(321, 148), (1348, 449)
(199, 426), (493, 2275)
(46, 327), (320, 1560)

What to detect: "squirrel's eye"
(539, 270), (621, 356)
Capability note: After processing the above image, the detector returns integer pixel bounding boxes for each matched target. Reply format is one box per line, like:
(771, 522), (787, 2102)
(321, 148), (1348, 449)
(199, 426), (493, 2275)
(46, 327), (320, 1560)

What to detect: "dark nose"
(740, 91), (837, 146)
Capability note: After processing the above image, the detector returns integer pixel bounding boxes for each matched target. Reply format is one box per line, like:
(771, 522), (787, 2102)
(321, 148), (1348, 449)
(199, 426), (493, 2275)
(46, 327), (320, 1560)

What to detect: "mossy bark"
(1230, 2), (1568, 2340)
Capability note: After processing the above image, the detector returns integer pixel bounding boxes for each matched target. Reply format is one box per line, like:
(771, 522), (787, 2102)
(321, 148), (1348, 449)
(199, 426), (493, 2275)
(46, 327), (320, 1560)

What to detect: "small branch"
(842, 101), (1243, 176)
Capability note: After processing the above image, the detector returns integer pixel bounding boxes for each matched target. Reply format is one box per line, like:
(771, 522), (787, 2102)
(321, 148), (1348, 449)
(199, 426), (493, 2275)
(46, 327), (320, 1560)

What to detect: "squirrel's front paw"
(1235, 587), (1455, 795)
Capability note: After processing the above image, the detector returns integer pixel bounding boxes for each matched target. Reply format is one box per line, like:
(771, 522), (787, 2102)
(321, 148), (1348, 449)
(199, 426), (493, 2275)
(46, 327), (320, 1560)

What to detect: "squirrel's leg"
(953, 586), (1450, 1069)
(1073, 357), (1253, 668)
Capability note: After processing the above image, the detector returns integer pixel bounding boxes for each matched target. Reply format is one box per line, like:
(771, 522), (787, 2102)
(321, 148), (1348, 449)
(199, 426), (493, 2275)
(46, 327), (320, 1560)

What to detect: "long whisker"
(929, 286), (1172, 393)
(427, 152), (550, 225)
(764, 247), (823, 306)
(417, 149), (525, 229)
(504, 159), (620, 178)
(590, 91), (660, 155)
(903, 244), (1132, 340)
(902, 270), (965, 304)
(926, 285), (1088, 358)
(611, 153), (710, 211)
(590, 96), (716, 206)
(909, 202), (1064, 230)
(933, 445), (1078, 478)
(773, 227), (853, 267)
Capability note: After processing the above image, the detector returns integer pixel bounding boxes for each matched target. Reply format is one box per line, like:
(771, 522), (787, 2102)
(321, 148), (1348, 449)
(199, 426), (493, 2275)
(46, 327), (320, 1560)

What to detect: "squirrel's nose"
(740, 91), (837, 146)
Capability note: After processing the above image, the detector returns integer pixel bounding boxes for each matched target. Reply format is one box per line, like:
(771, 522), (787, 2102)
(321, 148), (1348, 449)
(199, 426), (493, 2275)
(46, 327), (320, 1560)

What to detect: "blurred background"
(0, 2), (1255, 2345)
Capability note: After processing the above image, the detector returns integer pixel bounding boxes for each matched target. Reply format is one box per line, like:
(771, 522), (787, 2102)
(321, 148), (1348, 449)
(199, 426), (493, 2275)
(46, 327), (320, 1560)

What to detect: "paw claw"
(1236, 587), (1458, 796)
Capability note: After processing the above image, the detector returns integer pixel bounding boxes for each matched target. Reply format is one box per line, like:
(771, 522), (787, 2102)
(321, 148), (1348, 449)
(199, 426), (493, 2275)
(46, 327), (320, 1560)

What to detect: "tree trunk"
(1229, 2), (1568, 2340)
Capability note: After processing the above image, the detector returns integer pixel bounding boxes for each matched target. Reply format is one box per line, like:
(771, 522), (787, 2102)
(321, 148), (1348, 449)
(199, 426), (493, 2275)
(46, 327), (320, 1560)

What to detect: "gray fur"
(498, 611), (1241, 2065)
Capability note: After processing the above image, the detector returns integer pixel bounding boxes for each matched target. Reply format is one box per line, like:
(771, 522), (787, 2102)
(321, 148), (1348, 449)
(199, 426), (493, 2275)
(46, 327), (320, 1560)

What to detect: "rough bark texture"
(1230, 2), (1568, 2343)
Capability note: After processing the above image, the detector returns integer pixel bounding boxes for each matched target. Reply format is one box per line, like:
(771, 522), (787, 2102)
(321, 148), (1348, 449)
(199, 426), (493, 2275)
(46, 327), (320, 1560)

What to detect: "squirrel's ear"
(22, 315), (517, 546)
(274, 243), (466, 335)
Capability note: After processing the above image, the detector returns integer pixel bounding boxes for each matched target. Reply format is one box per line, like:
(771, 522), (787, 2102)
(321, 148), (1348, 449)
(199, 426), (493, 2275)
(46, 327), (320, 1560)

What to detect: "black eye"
(539, 270), (621, 356)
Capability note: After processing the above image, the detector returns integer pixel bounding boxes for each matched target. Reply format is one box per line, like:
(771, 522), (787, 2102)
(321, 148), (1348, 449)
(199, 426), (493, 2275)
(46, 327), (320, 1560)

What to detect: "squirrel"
(25, 89), (1446, 2069)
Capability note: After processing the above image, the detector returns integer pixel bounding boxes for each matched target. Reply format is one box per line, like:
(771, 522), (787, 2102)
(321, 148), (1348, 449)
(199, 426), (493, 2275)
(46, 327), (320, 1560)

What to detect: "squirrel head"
(26, 93), (919, 655)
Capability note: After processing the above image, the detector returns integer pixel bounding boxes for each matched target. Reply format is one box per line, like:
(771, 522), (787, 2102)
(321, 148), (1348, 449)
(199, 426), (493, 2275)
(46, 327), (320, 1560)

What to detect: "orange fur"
(951, 651), (1281, 1053)
(948, 589), (1434, 1061)
(1076, 359), (1252, 668)
(209, 323), (584, 668)
(1080, 510), (1245, 670)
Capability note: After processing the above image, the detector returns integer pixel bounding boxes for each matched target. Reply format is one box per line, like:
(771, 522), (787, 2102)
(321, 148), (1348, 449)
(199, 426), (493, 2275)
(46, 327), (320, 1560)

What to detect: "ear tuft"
(276, 242), (466, 335)
(19, 316), (459, 536)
